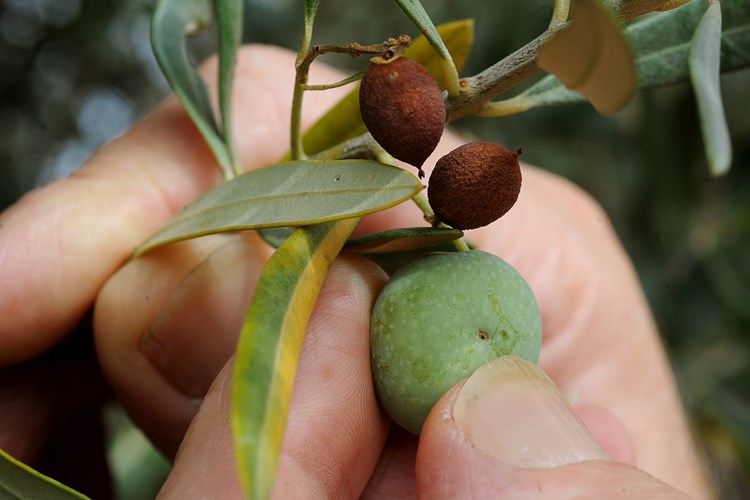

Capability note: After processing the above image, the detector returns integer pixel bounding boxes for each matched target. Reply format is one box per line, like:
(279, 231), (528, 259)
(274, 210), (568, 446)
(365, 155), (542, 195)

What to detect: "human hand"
(0, 45), (712, 498)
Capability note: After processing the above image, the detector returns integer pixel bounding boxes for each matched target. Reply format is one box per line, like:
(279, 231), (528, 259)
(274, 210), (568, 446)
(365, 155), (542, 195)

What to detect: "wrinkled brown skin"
(359, 57), (445, 176)
(428, 142), (522, 229)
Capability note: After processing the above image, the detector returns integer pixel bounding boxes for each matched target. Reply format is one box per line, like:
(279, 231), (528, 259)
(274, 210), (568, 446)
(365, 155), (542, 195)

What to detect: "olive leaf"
(215, 0), (244, 177)
(344, 227), (463, 252)
(392, 0), (461, 95)
(257, 227), (295, 248)
(498, 0), (749, 110)
(537, 0), (637, 114)
(715, 0), (750, 70)
(151, 0), (236, 178)
(0, 450), (89, 500)
(690, 1), (732, 176)
(414, 19), (474, 91)
(348, 228), (467, 275)
(134, 160), (423, 256)
(630, 0), (749, 87)
(299, 19), (474, 157)
(485, 74), (585, 115)
(232, 219), (359, 500)
(305, 0), (321, 23)
(259, 226), (463, 253)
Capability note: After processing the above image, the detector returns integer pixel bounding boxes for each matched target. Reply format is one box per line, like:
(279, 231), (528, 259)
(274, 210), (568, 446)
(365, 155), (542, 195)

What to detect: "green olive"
(370, 250), (542, 434)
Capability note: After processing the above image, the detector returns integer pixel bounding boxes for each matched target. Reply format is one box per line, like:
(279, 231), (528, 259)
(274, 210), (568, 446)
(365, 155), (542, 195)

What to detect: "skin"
(0, 45), (713, 498)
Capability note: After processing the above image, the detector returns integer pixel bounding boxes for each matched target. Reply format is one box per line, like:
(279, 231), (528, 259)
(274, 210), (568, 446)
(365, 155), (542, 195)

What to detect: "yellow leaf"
(405, 18), (475, 90)
(232, 219), (359, 499)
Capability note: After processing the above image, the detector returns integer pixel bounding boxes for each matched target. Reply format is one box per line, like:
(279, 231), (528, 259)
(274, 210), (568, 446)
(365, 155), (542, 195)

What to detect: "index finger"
(0, 45), (349, 365)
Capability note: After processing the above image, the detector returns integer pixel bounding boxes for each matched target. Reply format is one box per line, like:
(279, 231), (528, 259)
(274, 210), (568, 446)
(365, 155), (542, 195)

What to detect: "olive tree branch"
(446, 23), (568, 121)
(297, 36), (412, 79)
(310, 0), (670, 228)
(310, 0), (671, 158)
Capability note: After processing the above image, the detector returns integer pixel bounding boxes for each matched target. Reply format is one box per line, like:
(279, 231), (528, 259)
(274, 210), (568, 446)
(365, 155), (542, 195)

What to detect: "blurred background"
(1, 0), (747, 498)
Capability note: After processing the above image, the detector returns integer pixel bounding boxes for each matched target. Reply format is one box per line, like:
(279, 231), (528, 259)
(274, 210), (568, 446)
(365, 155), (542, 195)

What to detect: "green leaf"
(231, 219), (358, 500)
(304, 0), (321, 23)
(257, 227), (295, 248)
(631, 0), (750, 87)
(152, 0), (234, 178)
(215, 0), (244, 176)
(504, 0), (750, 110)
(537, 0), (637, 114)
(300, 19), (474, 156)
(0, 449), (90, 499)
(716, 0), (750, 70)
(487, 74), (587, 115)
(690, 2), (732, 176)
(629, 0), (711, 87)
(134, 160), (422, 256)
(301, 0), (321, 54)
(393, 0), (461, 94)
(344, 227), (463, 253)
(360, 238), (475, 276)
(260, 226), (464, 252)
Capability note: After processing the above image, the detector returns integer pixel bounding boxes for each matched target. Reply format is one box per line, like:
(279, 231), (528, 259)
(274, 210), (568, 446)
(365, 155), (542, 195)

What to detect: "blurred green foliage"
(1, 0), (747, 498)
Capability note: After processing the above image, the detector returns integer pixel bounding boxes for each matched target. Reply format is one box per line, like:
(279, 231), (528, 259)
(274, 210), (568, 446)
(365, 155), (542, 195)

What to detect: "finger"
(155, 360), (242, 498)
(356, 394), (633, 498)
(463, 168), (710, 494)
(0, 45), (348, 366)
(90, 53), (466, 457)
(158, 255), (390, 499)
(415, 356), (694, 499)
(365, 132), (709, 495)
(94, 232), (263, 456)
(360, 427), (419, 500)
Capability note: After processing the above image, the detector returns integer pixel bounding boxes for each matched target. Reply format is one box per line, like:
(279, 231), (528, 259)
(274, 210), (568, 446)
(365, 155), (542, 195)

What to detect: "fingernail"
(453, 356), (608, 468)
(140, 236), (261, 398)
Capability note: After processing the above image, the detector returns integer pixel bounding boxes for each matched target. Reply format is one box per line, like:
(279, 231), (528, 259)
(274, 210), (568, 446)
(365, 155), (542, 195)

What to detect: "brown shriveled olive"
(428, 142), (522, 229)
(359, 56), (445, 178)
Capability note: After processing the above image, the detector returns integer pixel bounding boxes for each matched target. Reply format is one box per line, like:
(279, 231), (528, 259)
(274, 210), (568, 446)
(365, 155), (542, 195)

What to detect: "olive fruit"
(370, 250), (542, 434)
(428, 142), (522, 229)
(359, 56), (445, 178)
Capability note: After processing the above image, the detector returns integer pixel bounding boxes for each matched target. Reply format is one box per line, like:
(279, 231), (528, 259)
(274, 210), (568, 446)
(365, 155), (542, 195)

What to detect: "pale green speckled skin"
(370, 250), (542, 434)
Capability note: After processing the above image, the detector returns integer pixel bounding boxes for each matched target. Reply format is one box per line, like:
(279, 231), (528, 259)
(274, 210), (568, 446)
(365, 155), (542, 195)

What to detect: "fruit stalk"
(291, 36), (413, 161)
(359, 56), (446, 179)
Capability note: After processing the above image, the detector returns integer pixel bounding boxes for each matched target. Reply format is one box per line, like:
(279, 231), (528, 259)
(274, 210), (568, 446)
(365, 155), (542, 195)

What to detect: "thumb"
(416, 356), (693, 499)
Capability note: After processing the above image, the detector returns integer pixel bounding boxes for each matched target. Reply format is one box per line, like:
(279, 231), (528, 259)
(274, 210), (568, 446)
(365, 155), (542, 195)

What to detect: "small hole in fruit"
(478, 331), (489, 341)
(333, 174), (341, 182)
